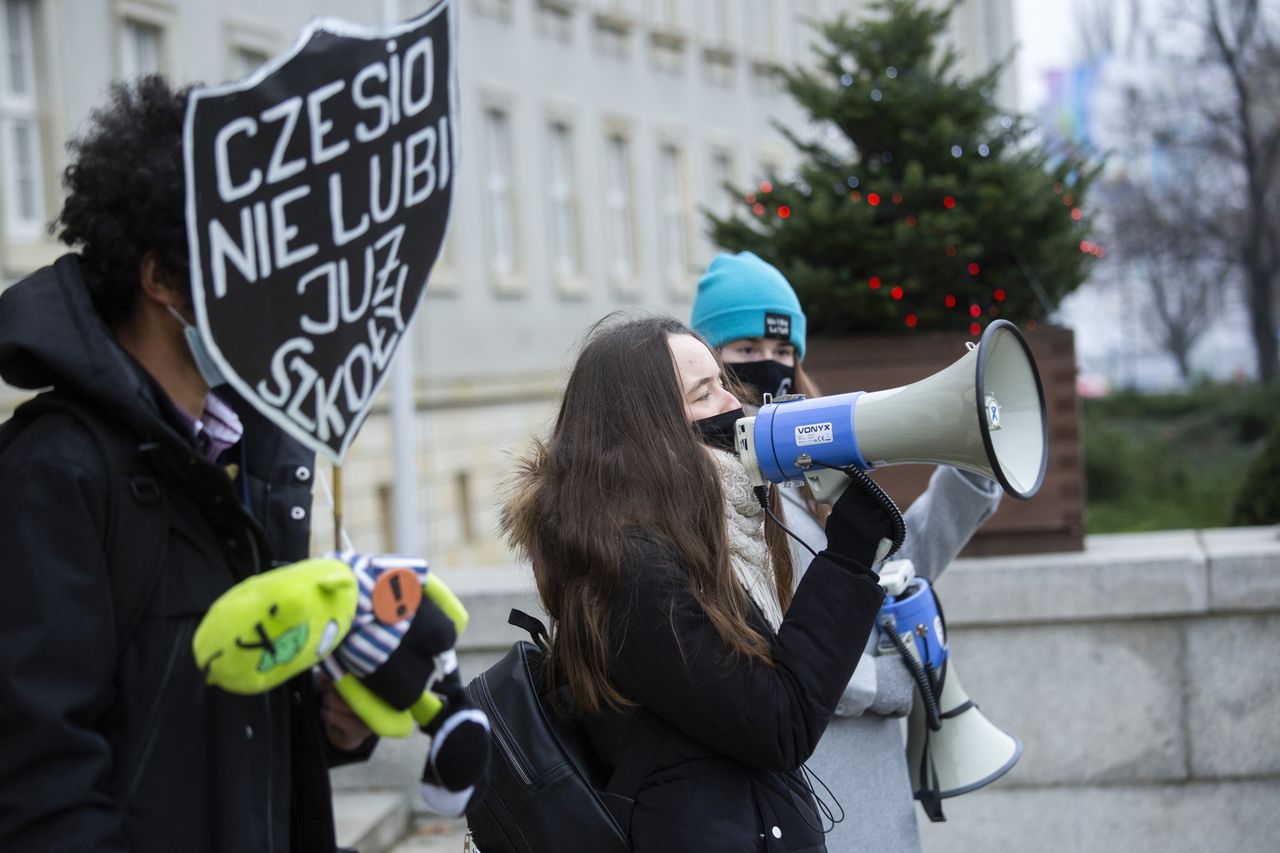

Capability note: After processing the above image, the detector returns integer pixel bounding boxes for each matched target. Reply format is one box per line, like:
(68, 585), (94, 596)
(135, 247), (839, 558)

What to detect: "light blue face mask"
(166, 305), (228, 388)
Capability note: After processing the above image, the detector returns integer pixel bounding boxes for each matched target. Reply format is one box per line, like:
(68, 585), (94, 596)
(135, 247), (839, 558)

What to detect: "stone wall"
(331, 526), (1280, 853)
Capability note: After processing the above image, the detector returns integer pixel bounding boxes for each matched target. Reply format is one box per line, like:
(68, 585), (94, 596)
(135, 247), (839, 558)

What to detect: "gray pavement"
(385, 818), (469, 852)
(334, 789), (468, 853)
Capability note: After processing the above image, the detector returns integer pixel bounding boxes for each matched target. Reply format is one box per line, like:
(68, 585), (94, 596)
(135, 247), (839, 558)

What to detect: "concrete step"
(333, 790), (413, 853)
(385, 817), (469, 852)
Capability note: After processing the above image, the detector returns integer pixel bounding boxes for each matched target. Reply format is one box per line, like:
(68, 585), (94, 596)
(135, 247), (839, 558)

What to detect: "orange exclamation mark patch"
(371, 567), (424, 625)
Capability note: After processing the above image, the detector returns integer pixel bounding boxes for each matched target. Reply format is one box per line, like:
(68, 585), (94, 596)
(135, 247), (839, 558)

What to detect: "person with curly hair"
(0, 75), (374, 853)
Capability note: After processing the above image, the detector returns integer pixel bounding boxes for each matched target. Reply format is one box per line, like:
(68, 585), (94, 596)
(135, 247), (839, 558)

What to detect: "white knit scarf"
(707, 448), (784, 632)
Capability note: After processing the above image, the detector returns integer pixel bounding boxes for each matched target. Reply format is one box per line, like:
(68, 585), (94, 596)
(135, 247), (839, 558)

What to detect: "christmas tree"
(707, 0), (1097, 337)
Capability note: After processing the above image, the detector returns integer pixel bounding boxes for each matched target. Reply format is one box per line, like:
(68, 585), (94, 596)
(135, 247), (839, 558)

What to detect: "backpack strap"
(508, 608), (550, 649)
(506, 609), (666, 835)
(1, 393), (169, 648)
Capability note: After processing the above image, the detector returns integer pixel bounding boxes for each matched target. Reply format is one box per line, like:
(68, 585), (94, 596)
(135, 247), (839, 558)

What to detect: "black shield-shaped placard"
(183, 1), (456, 462)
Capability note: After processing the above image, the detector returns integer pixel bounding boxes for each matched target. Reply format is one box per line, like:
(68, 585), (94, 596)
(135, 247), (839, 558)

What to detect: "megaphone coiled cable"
(878, 614), (943, 732)
(812, 461), (908, 561)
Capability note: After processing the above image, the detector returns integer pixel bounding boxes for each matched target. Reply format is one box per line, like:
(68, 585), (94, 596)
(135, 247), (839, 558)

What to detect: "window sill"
(593, 9), (634, 34)
(490, 269), (527, 298)
(650, 26), (688, 51)
(702, 44), (736, 66)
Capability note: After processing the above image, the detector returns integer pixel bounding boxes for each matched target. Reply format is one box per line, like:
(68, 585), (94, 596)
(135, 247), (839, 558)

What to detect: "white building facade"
(0, 0), (1015, 564)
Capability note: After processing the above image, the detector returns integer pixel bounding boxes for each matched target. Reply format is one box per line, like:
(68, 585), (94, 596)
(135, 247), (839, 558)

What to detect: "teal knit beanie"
(691, 252), (807, 360)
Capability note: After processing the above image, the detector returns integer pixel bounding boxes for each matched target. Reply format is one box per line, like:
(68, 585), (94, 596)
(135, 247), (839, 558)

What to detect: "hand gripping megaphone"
(876, 559), (1021, 821)
(733, 319), (1048, 504)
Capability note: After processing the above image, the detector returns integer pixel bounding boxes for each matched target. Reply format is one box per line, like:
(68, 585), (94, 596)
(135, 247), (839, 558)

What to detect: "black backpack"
(0, 392), (169, 647)
(464, 610), (664, 853)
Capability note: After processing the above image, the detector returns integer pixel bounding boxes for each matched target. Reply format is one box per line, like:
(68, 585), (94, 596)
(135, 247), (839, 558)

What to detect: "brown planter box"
(803, 325), (1084, 555)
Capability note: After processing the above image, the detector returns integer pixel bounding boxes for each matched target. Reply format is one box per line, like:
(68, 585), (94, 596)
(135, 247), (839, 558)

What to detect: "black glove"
(820, 471), (902, 572)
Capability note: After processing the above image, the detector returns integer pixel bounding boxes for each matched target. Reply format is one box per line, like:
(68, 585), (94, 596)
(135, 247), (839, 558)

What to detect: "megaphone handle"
(807, 465), (907, 561)
(804, 467), (853, 503)
(879, 616), (943, 731)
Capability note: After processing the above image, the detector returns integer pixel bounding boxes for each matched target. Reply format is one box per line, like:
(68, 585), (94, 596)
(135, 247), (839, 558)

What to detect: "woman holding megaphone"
(502, 314), (902, 852)
(691, 252), (1003, 853)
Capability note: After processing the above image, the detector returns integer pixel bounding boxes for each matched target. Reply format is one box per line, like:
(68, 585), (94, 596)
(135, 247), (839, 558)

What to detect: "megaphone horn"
(905, 661), (1022, 819)
(735, 319), (1049, 501)
(878, 574), (1021, 821)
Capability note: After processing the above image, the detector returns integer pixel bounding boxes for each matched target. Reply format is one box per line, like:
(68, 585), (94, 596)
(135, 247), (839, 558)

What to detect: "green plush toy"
(194, 551), (492, 815)
(193, 552), (470, 738)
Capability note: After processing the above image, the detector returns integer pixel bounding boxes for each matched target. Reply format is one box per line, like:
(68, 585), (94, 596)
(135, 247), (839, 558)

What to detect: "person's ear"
(138, 250), (184, 309)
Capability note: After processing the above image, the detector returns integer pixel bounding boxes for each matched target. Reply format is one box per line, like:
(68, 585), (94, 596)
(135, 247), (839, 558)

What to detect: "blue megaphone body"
(733, 319), (1048, 504)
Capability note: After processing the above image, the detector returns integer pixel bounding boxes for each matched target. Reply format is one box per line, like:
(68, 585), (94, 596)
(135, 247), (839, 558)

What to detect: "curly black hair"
(55, 75), (193, 328)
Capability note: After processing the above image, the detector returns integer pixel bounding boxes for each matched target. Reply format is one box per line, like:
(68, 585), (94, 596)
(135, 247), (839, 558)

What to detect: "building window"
(482, 106), (521, 292)
(657, 141), (690, 296)
(604, 130), (637, 294)
(706, 0), (731, 47)
(120, 17), (163, 77)
(0, 0), (43, 239)
(709, 144), (736, 219)
(473, 0), (514, 23)
(747, 0), (789, 68)
(650, 0), (683, 30)
(231, 46), (269, 79)
(546, 120), (582, 292)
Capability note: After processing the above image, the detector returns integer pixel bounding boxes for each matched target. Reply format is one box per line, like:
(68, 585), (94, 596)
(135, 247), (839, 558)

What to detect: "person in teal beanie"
(691, 251), (1003, 853)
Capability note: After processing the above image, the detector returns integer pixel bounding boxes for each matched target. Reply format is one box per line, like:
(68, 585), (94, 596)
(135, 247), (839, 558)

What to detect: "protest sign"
(183, 0), (456, 461)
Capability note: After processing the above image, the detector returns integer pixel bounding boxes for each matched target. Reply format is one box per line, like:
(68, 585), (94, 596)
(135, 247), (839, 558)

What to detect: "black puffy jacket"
(0, 256), (357, 852)
(585, 536), (885, 853)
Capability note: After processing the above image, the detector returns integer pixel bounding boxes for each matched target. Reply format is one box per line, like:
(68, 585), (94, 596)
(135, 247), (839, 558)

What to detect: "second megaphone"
(735, 319), (1048, 501)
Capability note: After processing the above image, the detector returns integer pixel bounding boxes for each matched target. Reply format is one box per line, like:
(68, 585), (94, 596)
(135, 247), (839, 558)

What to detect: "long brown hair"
(502, 314), (792, 715)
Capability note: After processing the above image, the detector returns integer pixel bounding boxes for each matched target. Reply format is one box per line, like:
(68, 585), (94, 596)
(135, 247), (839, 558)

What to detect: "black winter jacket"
(586, 536), (885, 853)
(0, 256), (358, 852)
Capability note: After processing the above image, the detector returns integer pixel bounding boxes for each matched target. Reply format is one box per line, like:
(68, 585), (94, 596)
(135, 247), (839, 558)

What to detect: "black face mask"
(725, 360), (796, 402)
(694, 406), (745, 454)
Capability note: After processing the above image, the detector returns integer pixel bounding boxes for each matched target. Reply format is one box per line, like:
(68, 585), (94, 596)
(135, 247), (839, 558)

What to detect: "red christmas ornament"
(905, 314), (918, 327)
(778, 205), (791, 219)
(745, 193), (757, 204)
(994, 288), (1006, 302)
(868, 192), (881, 206)
(968, 262), (980, 275)
(850, 191), (862, 203)
(969, 304), (981, 317)
(752, 203), (765, 216)
(944, 294), (957, 308)
(1080, 240), (1091, 253)
(905, 215), (917, 226)
(891, 286), (904, 300)
(760, 180), (773, 194)
(969, 322), (982, 336)
(943, 196), (956, 209)
(1071, 207), (1083, 221)
(868, 276), (881, 289)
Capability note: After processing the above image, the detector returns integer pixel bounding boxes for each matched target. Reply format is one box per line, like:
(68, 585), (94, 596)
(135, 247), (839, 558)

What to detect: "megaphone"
(734, 319), (1048, 503)
(877, 564), (1021, 820)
